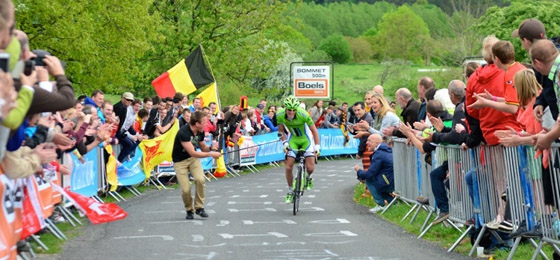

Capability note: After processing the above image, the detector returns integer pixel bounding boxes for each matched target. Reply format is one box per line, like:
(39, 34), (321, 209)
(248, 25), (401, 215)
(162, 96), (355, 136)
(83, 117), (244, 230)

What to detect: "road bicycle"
(292, 149), (309, 216)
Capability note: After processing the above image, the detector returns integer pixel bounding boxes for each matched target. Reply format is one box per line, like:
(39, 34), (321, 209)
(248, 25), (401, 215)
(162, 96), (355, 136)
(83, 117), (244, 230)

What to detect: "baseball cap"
(511, 19), (546, 41)
(122, 92), (134, 100)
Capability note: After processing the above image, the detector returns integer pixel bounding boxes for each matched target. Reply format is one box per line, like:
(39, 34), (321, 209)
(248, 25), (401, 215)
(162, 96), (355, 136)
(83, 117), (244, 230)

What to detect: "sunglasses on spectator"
(126, 99), (134, 102)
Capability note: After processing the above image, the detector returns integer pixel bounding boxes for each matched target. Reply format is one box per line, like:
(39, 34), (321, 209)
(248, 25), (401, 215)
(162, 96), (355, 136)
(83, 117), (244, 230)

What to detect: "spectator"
(532, 39), (560, 150)
(386, 88), (420, 137)
(356, 92), (400, 137)
(114, 92), (146, 162)
(416, 77), (435, 122)
(172, 111), (221, 220)
(179, 108), (191, 128)
(263, 107), (277, 132)
(348, 101), (373, 158)
(469, 40), (525, 115)
(143, 97), (153, 112)
(181, 94), (189, 110)
(135, 109), (149, 135)
(364, 91), (376, 120)
(190, 97), (201, 112)
(511, 19), (558, 122)
(464, 62), (481, 82)
(323, 105), (339, 129)
(153, 106), (176, 137)
(354, 134), (394, 213)
(309, 100), (323, 124)
(399, 80), (467, 225)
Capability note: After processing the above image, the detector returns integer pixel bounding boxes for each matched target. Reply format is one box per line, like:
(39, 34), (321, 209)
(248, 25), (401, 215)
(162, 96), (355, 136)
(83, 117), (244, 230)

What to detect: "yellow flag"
(138, 122), (180, 178)
(196, 82), (220, 111)
(104, 145), (118, 191)
(213, 155), (227, 178)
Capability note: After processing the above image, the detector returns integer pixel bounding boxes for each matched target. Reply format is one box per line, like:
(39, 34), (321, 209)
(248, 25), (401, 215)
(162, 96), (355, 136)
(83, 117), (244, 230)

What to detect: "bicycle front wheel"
(293, 165), (303, 215)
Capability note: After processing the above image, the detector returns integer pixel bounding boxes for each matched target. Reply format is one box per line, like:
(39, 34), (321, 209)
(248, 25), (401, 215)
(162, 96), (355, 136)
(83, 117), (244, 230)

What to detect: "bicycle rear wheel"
(293, 166), (303, 215)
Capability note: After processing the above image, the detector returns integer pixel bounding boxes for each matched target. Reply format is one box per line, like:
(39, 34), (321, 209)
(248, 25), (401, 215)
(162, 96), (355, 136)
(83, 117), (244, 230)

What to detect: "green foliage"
(410, 3), (454, 38)
(474, 0), (560, 62)
(345, 36), (373, 63)
(135, 0), (292, 97)
(16, 0), (159, 95)
(289, 1), (396, 47)
(374, 5), (431, 64)
(318, 34), (353, 63)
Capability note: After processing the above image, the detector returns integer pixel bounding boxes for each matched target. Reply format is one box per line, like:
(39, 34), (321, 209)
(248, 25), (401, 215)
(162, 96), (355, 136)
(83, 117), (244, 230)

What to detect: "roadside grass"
(353, 183), (556, 260)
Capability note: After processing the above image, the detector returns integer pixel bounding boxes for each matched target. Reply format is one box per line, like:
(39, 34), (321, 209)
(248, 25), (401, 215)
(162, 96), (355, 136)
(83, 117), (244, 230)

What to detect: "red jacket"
(465, 64), (523, 146)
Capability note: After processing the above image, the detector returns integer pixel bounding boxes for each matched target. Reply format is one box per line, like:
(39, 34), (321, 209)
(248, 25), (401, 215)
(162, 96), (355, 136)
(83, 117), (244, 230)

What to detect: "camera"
(24, 60), (35, 76)
(0, 53), (10, 72)
(34, 55), (45, 66)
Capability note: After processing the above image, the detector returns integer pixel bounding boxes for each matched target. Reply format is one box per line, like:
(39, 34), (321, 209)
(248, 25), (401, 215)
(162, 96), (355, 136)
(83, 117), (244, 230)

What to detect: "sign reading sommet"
(293, 65), (330, 98)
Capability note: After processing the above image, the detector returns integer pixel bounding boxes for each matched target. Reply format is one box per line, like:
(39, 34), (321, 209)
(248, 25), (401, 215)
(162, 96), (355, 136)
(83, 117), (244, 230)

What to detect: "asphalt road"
(39, 158), (473, 260)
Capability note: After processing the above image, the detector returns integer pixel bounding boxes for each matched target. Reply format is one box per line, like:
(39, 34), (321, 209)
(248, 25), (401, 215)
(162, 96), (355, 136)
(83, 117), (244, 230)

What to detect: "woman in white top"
(356, 92), (400, 136)
(308, 100), (323, 124)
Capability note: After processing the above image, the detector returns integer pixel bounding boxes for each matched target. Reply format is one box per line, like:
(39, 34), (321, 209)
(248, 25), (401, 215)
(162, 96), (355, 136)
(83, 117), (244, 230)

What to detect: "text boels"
(298, 82), (325, 89)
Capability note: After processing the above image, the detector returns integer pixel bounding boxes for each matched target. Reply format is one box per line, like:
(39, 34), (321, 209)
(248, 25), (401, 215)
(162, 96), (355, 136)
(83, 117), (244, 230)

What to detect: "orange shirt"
(504, 62), (525, 106)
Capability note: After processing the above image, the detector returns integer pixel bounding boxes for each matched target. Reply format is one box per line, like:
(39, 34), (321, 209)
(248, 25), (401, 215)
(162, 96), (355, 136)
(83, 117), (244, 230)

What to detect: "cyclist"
(277, 96), (321, 203)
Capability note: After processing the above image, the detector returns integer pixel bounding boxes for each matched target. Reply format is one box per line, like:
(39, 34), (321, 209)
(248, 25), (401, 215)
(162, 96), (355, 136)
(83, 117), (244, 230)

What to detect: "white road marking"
(113, 235), (174, 241)
(304, 230), (358, 237)
(228, 208), (276, 212)
(218, 232), (288, 239)
(309, 218), (350, 224)
(243, 219), (296, 225)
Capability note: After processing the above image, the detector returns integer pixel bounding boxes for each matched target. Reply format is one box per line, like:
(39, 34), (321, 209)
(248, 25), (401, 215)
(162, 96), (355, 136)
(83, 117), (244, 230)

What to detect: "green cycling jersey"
(276, 107), (314, 139)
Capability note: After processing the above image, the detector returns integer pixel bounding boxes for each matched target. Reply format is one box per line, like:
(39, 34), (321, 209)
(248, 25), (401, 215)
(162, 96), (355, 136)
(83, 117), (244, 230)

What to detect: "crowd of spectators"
(2, 0), (560, 256)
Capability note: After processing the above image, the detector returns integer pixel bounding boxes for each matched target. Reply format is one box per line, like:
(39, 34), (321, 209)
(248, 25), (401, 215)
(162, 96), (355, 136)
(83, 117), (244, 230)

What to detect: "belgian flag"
(152, 45), (215, 97)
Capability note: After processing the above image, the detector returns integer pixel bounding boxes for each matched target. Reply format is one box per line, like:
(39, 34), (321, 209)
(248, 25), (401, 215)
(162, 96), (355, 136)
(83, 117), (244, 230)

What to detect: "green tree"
(346, 36), (373, 63)
(474, 0), (560, 62)
(374, 5), (431, 64)
(16, 0), (159, 95)
(410, 3), (454, 38)
(318, 34), (353, 63)
(136, 0), (292, 97)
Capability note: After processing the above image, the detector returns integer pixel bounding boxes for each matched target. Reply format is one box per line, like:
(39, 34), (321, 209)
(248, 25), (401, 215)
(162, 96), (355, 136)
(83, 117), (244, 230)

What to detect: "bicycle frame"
(293, 150), (306, 215)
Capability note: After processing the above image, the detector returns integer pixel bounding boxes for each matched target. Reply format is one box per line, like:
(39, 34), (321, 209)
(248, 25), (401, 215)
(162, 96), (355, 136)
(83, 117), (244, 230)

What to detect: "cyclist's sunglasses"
(286, 109), (297, 112)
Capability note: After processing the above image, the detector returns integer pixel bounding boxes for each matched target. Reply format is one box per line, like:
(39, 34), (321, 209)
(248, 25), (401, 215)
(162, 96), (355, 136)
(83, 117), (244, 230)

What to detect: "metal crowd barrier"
(391, 140), (560, 258)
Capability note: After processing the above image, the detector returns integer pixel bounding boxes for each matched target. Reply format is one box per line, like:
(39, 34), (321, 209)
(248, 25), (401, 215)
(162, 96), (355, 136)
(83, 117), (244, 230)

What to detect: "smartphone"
(24, 60), (35, 76)
(34, 55), (45, 66)
(0, 53), (10, 72)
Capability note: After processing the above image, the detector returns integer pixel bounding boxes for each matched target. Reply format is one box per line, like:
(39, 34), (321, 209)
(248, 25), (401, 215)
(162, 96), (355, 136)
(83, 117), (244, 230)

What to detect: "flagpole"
(199, 44), (221, 109)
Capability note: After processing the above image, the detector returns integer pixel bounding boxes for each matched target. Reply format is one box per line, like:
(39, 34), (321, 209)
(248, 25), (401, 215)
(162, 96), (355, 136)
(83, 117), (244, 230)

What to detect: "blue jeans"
(430, 161), (449, 213)
(117, 135), (139, 162)
(365, 179), (393, 206)
(465, 169), (475, 205)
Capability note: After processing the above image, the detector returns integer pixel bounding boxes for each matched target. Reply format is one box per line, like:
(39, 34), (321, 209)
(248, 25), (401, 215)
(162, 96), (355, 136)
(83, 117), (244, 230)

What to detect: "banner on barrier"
(318, 129), (358, 156)
(117, 147), (147, 186)
(69, 147), (99, 197)
(239, 136), (257, 166)
(252, 132), (284, 165)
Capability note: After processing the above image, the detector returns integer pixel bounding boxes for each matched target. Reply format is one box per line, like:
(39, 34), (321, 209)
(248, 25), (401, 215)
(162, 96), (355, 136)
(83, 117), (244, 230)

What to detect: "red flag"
(52, 184), (127, 225)
(21, 177), (45, 239)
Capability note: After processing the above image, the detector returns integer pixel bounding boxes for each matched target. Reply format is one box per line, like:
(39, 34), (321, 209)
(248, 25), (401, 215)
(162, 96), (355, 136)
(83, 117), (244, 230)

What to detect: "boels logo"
(297, 81), (325, 89)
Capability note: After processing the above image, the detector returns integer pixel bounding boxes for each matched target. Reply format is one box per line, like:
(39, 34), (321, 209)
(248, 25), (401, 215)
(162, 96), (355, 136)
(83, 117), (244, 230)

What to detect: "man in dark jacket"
(386, 88), (420, 137)
(114, 92), (146, 162)
(354, 134), (394, 213)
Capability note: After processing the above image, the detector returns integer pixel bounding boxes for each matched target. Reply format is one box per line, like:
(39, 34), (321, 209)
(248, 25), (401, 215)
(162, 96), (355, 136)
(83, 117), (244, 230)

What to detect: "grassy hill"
(231, 63), (463, 109)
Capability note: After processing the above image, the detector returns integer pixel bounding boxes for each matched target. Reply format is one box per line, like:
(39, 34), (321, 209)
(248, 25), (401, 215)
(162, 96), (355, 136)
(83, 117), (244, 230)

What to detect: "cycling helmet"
(284, 95), (299, 110)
